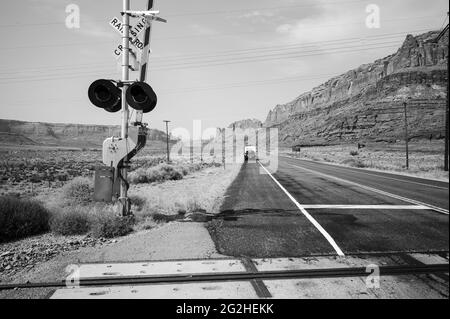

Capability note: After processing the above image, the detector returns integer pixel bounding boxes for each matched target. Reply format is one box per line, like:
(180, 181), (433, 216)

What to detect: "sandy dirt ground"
(0, 222), (226, 299)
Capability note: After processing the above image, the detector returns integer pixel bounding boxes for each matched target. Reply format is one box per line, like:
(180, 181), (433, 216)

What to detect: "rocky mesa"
(264, 30), (448, 146)
(0, 119), (168, 148)
(228, 118), (263, 130)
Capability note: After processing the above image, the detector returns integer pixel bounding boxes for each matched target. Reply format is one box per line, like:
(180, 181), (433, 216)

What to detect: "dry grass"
(129, 164), (242, 228)
(39, 160), (239, 236)
(49, 202), (134, 238)
(49, 206), (91, 235)
(128, 162), (221, 185)
(284, 141), (449, 181)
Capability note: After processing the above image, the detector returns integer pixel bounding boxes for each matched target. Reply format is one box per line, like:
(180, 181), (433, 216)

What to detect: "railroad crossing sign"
(110, 16), (147, 59)
(109, 16), (147, 38)
(113, 44), (139, 70)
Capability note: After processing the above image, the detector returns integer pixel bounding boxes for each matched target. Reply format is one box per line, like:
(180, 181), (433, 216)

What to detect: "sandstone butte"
(262, 30), (448, 147)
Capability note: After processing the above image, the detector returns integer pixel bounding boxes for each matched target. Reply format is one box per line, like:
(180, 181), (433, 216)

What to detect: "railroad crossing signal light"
(88, 79), (121, 113)
(126, 81), (157, 113)
(88, 80), (157, 114)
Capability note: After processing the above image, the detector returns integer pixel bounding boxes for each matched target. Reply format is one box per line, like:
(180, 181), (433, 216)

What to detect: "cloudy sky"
(0, 0), (448, 133)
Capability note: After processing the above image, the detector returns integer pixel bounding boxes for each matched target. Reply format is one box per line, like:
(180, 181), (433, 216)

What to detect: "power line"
(160, 74), (337, 95)
(0, 40), (402, 82)
(148, 42), (401, 71)
(0, 42), (400, 85)
(152, 35), (409, 64)
(0, 28), (431, 78)
(155, 29), (429, 60)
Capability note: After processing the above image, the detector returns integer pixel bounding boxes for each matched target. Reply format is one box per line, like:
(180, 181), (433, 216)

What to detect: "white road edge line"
(288, 163), (449, 215)
(258, 161), (345, 257)
(301, 205), (429, 209)
(281, 155), (449, 189)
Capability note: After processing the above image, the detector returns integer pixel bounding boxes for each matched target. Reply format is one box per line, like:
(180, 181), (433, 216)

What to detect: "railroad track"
(0, 262), (448, 291)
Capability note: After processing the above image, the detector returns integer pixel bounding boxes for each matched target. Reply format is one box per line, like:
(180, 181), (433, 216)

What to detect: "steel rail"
(0, 263), (448, 291)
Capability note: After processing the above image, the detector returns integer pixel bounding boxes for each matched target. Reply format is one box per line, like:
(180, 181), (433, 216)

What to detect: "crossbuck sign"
(110, 16), (147, 58)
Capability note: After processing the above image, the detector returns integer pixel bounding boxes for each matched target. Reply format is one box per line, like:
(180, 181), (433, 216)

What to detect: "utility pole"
(434, 13), (449, 171)
(222, 128), (226, 169)
(446, 75), (449, 171)
(232, 124), (236, 164)
(256, 129), (259, 160)
(164, 120), (170, 163)
(403, 101), (409, 170)
(119, 0), (131, 216)
(443, 12), (449, 171)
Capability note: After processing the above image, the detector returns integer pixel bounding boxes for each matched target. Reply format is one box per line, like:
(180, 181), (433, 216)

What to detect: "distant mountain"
(252, 30), (448, 146)
(228, 119), (263, 130)
(0, 119), (169, 149)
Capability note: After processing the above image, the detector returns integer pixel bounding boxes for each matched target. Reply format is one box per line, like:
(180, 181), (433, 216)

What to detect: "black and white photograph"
(0, 0), (448, 309)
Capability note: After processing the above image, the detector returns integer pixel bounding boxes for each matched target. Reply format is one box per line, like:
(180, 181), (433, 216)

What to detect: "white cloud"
(239, 10), (275, 19)
(190, 24), (217, 36)
(275, 3), (363, 44)
(77, 22), (116, 39)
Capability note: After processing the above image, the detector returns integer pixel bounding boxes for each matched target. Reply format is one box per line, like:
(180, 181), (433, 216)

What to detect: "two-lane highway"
(209, 157), (449, 257)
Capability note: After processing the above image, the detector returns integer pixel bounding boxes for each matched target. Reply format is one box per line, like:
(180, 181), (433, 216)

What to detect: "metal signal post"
(118, 0), (132, 216)
(88, 0), (166, 217)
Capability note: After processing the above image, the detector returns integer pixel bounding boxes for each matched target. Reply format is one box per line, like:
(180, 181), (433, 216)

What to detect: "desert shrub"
(145, 166), (164, 183)
(350, 150), (359, 156)
(151, 213), (176, 223)
(129, 161), (222, 185)
(128, 168), (148, 184)
(342, 158), (366, 168)
(60, 177), (94, 206)
(160, 164), (183, 181)
(50, 206), (91, 235)
(188, 163), (203, 172)
(342, 158), (356, 165)
(131, 156), (166, 170)
(129, 195), (146, 211)
(354, 160), (367, 168)
(90, 212), (134, 238)
(176, 165), (190, 176)
(130, 163), (184, 184)
(150, 212), (185, 223)
(0, 197), (50, 242)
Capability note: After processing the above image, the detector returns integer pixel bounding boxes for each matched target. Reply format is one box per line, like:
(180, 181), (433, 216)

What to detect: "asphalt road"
(209, 157), (449, 258)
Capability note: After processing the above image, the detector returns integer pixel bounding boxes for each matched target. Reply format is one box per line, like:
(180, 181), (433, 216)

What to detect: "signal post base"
(117, 197), (132, 217)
